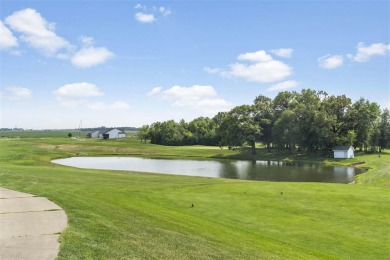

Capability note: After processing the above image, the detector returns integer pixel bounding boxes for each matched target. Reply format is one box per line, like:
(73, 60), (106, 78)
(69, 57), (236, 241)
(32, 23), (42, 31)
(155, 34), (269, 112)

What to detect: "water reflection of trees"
(217, 160), (355, 183)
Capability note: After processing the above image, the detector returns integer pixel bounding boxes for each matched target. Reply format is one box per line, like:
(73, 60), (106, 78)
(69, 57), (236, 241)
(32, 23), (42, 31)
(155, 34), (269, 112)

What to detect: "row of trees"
(139, 89), (390, 154)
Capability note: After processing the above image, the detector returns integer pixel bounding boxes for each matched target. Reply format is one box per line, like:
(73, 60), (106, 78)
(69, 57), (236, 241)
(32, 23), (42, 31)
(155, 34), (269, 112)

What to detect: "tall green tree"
(138, 125), (150, 143)
(350, 98), (381, 151)
(218, 105), (261, 155)
(378, 109), (390, 152)
(322, 95), (353, 146)
(272, 109), (298, 150)
(253, 95), (274, 148)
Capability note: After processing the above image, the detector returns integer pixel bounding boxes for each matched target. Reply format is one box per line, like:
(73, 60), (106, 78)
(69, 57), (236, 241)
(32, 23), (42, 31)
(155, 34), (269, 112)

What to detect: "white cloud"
(147, 87), (162, 96)
(271, 48), (293, 58)
(267, 80), (298, 92)
(52, 83), (128, 110)
(80, 36), (95, 47)
(134, 3), (147, 10)
(53, 82), (103, 107)
(228, 60), (292, 83)
(87, 101), (130, 110)
(318, 55), (344, 69)
(206, 50), (293, 83)
(53, 82), (103, 98)
(203, 67), (223, 74)
(135, 12), (156, 23)
(237, 50), (273, 62)
(71, 46), (114, 68)
(6, 87), (32, 101)
(347, 42), (390, 62)
(159, 7), (172, 16)
(0, 21), (18, 50)
(5, 8), (71, 56)
(134, 4), (171, 23)
(53, 82), (104, 108)
(161, 85), (232, 115)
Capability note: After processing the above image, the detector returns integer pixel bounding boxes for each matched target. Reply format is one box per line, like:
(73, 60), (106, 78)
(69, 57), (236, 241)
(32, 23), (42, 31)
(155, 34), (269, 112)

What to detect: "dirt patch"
(349, 161), (366, 167)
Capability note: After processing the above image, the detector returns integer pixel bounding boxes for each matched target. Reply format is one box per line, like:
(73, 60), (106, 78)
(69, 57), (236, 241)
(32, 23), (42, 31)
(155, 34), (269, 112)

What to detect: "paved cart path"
(0, 187), (67, 260)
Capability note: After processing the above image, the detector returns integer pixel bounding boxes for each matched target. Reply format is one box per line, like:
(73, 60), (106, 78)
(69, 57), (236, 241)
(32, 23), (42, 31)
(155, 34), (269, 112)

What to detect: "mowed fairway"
(0, 136), (389, 259)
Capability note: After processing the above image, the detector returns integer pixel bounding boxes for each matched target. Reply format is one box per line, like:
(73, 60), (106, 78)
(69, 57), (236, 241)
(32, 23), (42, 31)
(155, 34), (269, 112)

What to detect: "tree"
(68, 133), (72, 138)
(378, 109), (390, 152)
(350, 98), (381, 151)
(322, 95), (353, 147)
(188, 117), (217, 145)
(218, 105), (261, 155)
(138, 125), (150, 143)
(253, 95), (274, 149)
(272, 109), (298, 150)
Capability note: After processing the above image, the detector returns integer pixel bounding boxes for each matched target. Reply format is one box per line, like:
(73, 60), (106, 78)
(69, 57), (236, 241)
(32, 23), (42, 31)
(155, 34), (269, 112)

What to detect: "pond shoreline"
(52, 156), (358, 184)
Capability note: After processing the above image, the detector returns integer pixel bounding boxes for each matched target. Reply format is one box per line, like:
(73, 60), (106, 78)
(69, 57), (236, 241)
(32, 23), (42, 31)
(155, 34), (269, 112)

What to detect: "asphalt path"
(0, 187), (67, 260)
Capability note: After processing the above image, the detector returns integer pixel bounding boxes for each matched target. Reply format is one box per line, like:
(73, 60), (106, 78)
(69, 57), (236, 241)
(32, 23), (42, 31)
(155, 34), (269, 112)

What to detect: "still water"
(52, 157), (358, 183)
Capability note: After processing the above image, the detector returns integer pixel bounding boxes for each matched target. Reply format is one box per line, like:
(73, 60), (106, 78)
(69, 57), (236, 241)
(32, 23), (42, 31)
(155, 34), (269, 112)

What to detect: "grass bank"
(0, 136), (389, 259)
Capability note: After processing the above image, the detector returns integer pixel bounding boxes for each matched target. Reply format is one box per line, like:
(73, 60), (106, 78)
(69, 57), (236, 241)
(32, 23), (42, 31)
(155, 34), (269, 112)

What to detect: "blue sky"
(1, 0), (389, 129)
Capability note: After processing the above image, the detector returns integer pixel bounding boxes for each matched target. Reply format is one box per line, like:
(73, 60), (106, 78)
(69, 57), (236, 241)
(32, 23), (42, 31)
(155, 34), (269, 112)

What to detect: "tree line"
(138, 89), (390, 155)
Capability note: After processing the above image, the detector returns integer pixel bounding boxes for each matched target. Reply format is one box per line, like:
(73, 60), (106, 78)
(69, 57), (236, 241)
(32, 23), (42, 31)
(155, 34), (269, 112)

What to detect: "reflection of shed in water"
(333, 166), (355, 183)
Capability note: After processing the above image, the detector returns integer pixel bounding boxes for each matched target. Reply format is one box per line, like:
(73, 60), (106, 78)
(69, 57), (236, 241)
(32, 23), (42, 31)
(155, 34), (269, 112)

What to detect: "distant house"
(88, 131), (102, 138)
(102, 128), (126, 139)
(333, 146), (354, 159)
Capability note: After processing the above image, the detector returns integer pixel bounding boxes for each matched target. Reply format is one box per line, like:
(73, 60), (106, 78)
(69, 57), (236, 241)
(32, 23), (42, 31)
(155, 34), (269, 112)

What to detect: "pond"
(51, 156), (360, 183)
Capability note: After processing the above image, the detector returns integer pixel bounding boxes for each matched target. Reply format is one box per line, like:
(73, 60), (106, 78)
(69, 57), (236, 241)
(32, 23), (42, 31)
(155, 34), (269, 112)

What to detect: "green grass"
(0, 136), (389, 259)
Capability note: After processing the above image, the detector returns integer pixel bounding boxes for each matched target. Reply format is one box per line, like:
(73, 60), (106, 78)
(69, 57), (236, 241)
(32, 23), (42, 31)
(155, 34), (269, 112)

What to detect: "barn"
(102, 128), (126, 139)
(88, 131), (102, 138)
(333, 146), (354, 159)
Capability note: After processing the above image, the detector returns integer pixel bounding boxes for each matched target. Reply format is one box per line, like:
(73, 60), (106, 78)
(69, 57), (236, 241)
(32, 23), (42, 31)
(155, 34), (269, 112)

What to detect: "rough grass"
(0, 136), (389, 259)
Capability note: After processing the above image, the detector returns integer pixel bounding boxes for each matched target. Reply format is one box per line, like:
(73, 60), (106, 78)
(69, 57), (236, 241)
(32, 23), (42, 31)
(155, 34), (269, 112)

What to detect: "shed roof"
(333, 146), (354, 151)
(104, 128), (125, 134)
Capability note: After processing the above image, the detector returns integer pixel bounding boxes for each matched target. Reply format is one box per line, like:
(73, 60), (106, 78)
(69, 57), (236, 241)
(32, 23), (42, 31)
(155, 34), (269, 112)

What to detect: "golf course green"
(0, 134), (389, 259)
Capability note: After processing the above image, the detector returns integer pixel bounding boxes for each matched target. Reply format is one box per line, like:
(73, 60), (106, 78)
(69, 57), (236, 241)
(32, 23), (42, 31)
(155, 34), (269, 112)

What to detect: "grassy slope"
(0, 136), (389, 259)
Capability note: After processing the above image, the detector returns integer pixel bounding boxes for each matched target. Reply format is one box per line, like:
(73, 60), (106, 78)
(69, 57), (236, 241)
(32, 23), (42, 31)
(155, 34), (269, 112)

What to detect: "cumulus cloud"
(87, 101), (130, 110)
(71, 46), (114, 68)
(147, 87), (162, 96)
(5, 8), (71, 56)
(6, 87), (32, 101)
(53, 82), (103, 107)
(135, 12), (156, 23)
(271, 48), (293, 58)
(318, 55), (344, 69)
(347, 42), (390, 62)
(0, 21), (18, 50)
(205, 49), (293, 83)
(159, 7), (172, 16)
(238, 50), (273, 62)
(53, 82), (128, 109)
(152, 85), (232, 115)
(3, 9), (113, 68)
(267, 80), (298, 92)
(53, 82), (103, 98)
(134, 4), (171, 23)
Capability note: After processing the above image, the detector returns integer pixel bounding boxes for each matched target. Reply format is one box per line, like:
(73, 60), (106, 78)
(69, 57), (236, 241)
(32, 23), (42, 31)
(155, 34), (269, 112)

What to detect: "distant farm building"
(102, 129), (126, 139)
(88, 129), (126, 139)
(88, 131), (102, 138)
(333, 146), (354, 159)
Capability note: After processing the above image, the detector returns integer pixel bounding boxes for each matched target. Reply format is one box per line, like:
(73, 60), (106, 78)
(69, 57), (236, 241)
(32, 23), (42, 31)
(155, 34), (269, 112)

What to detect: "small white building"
(333, 146), (354, 159)
(103, 129), (126, 139)
(88, 131), (102, 138)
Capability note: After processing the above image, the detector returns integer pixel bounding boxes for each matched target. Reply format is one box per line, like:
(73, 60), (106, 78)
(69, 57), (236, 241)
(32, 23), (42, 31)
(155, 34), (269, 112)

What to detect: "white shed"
(333, 146), (354, 159)
(103, 129), (126, 139)
(88, 131), (102, 138)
